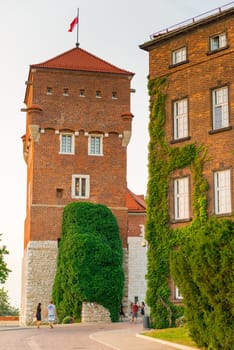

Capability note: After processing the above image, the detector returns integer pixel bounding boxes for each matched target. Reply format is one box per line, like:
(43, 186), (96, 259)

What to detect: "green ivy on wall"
(146, 76), (208, 328)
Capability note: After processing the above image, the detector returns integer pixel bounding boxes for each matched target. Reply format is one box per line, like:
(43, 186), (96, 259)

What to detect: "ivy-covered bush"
(52, 202), (124, 322)
(171, 218), (234, 349)
(146, 77), (201, 328)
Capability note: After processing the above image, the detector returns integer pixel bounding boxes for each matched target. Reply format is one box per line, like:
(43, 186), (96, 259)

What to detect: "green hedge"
(53, 202), (124, 322)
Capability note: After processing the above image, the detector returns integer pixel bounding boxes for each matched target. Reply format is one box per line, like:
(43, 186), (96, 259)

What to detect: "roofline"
(29, 64), (135, 77)
(140, 3), (234, 51)
(30, 46), (135, 77)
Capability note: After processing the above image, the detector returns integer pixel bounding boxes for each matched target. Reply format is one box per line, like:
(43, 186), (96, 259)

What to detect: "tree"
(0, 288), (19, 316)
(171, 218), (234, 350)
(0, 234), (10, 284)
(53, 202), (124, 322)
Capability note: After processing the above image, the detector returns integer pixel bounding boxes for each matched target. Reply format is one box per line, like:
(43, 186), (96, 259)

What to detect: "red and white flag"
(68, 16), (78, 32)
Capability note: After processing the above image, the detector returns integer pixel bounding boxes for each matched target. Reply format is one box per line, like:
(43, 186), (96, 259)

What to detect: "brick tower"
(20, 47), (134, 325)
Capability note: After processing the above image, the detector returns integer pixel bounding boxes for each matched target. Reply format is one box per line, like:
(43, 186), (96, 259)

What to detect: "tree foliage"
(171, 218), (234, 349)
(52, 202), (124, 322)
(0, 234), (10, 284)
(0, 288), (19, 316)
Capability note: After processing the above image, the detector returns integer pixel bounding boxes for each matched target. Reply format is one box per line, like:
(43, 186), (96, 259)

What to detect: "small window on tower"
(47, 87), (52, 95)
(96, 90), (102, 98)
(80, 89), (85, 97)
(63, 88), (69, 96)
(56, 188), (63, 199)
(112, 91), (118, 99)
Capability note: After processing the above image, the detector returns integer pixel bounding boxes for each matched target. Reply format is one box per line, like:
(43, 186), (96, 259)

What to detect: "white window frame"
(210, 32), (227, 51)
(59, 133), (75, 154)
(174, 177), (189, 220)
(72, 175), (90, 199)
(212, 86), (229, 130)
(175, 286), (183, 300)
(214, 169), (231, 214)
(172, 47), (187, 65)
(88, 134), (103, 156)
(173, 98), (188, 139)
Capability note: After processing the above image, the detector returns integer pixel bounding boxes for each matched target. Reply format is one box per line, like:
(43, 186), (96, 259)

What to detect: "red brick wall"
(23, 68), (133, 248)
(128, 214), (146, 237)
(148, 13), (234, 225)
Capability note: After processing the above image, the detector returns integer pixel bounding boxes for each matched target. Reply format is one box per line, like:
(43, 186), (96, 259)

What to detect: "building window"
(96, 90), (102, 98)
(210, 32), (227, 51)
(60, 133), (74, 154)
(47, 87), (52, 95)
(173, 98), (188, 140)
(63, 88), (69, 96)
(214, 169), (231, 214)
(80, 89), (85, 97)
(212, 86), (229, 130)
(72, 175), (90, 198)
(172, 47), (187, 65)
(175, 286), (183, 300)
(88, 134), (103, 155)
(174, 177), (189, 220)
(112, 91), (118, 99)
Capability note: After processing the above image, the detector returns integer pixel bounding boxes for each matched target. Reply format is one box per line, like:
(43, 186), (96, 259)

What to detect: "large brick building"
(20, 47), (146, 324)
(140, 4), (233, 302)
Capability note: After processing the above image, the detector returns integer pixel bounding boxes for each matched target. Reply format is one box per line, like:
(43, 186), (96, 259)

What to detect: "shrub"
(53, 202), (124, 322)
(171, 217), (234, 349)
(62, 316), (74, 324)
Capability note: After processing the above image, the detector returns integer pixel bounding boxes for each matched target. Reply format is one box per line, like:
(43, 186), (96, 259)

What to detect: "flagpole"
(76, 8), (79, 47)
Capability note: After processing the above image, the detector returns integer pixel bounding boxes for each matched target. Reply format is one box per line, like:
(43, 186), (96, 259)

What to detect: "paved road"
(0, 322), (198, 350)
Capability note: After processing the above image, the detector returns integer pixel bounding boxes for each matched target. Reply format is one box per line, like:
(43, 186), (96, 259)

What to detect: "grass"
(142, 326), (199, 348)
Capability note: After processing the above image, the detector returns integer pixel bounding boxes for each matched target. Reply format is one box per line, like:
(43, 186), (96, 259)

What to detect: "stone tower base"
(20, 240), (58, 325)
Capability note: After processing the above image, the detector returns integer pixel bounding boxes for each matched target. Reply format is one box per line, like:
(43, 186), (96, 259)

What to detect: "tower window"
(47, 87), (52, 95)
(80, 89), (85, 97)
(88, 134), (103, 156)
(56, 188), (63, 199)
(60, 133), (74, 154)
(63, 88), (69, 96)
(96, 90), (102, 98)
(112, 91), (118, 99)
(72, 175), (90, 198)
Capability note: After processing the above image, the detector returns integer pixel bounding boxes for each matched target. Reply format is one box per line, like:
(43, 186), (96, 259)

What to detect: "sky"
(0, 0), (230, 308)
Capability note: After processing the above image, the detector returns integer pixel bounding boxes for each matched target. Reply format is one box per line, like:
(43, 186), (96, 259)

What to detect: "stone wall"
(127, 236), (147, 313)
(20, 240), (58, 325)
(81, 302), (111, 323)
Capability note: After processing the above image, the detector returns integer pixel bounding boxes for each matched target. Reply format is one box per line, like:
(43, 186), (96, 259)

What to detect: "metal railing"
(150, 2), (234, 39)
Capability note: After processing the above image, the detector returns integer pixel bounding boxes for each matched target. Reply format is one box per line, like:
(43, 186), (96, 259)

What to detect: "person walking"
(47, 301), (56, 328)
(131, 302), (139, 324)
(35, 303), (42, 328)
(119, 303), (125, 322)
(140, 301), (145, 317)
